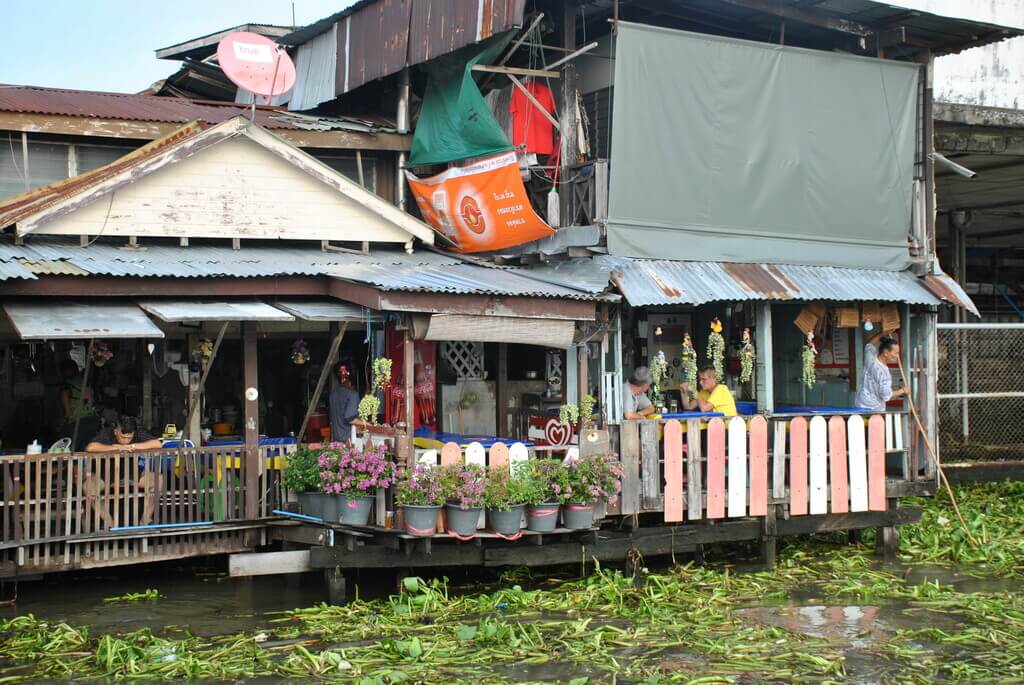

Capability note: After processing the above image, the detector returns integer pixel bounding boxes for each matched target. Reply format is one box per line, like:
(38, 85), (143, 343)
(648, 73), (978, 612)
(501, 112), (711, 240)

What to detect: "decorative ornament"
(91, 341), (113, 368)
(707, 318), (726, 378)
(649, 350), (669, 407)
(290, 338), (310, 365)
(372, 357), (393, 392)
(358, 395), (381, 425)
(739, 327), (756, 384)
(680, 332), (698, 390)
(802, 331), (818, 390)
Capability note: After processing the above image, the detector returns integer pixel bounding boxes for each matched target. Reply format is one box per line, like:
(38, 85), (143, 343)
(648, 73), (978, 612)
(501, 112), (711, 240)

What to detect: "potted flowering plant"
(523, 459), (564, 532)
(319, 442), (395, 525)
(438, 463), (485, 537)
(395, 464), (445, 536)
(282, 446), (325, 519)
(483, 462), (532, 535)
(560, 454), (623, 530)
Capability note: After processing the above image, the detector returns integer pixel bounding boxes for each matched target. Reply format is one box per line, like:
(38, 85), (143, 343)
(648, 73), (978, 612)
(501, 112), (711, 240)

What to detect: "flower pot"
(526, 502), (560, 532)
(323, 495), (343, 523)
(563, 502), (596, 530)
(298, 492), (326, 519)
(445, 504), (482, 538)
(340, 494), (374, 526)
(488, 505), (525, 536)
(402, 504), (441, 536)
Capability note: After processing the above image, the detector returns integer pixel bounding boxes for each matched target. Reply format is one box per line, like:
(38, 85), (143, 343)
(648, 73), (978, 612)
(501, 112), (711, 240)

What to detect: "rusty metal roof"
(607, 258), (973, 310)
(0, 84), (392, 132)
(921, 270), (980, 317)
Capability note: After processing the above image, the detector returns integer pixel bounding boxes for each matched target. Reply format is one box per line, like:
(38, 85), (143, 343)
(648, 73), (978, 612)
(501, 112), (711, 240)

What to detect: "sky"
(2, 1), (353, 93)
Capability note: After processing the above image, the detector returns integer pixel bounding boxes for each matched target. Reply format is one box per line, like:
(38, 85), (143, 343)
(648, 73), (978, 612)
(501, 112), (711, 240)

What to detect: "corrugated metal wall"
(290, 24), (339, 111)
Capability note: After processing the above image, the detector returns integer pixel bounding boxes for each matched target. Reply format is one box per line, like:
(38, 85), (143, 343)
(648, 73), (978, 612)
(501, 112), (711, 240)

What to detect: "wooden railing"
(0, 444), (291, 575)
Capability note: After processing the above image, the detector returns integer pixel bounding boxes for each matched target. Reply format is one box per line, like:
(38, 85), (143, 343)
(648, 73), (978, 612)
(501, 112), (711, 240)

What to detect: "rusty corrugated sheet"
(922, 271), (980, 318)
(612, 259), (951, 308)
(408, 0), (525, 64)
(0, 85), (391, 131)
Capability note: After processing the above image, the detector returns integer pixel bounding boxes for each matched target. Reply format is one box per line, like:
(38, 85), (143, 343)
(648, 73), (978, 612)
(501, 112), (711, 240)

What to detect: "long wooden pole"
(298, 321), (349, 442)
(181, 322), (229, 447)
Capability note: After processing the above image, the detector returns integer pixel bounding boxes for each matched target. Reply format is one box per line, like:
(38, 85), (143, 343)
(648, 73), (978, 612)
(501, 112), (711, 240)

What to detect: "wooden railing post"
(243, 323), (259, 521)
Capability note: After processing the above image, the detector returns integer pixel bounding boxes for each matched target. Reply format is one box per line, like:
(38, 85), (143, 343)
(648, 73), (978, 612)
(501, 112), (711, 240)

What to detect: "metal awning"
(138, 300), (295, 323)
(273, 300), (380, 322)
(610, 260), (973, 310)
(422, 314), (576, 349)
(3, 301), (165, 340)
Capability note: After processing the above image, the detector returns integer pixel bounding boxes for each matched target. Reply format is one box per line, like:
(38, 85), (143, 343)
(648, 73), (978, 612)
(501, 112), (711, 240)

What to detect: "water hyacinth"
(438, 463), (486, 510)
(395, 464), (445, 506)
(318, 442), (395, 498)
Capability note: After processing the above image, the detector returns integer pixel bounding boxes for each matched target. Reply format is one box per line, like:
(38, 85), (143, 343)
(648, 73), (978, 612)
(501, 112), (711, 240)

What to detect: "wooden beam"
(229, 550), (311, 577)
(298, 321), (348, 442)
(0, 111), (413, 151)
(182, 322), (229, 444)
(715, 0), (873, 37)
(472, 64), (560, 79)
(243, 322), (259, 520)
(403, 325), (415, 467)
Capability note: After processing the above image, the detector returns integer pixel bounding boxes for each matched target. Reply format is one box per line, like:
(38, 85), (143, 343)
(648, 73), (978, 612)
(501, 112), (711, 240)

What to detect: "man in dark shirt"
(329, 363), (361, 443)
(86, 415), (162, 453)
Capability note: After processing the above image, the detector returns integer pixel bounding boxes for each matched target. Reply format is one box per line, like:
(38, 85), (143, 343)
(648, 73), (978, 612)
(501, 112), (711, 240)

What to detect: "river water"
(1, 558), (1018, 683)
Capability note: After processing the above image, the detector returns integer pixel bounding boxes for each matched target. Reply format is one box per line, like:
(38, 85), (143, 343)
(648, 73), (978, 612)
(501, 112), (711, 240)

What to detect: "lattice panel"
(442, 341), (485, 380)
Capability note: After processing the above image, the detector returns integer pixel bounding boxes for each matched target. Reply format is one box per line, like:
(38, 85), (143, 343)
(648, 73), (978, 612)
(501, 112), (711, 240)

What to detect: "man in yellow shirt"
(679, 366), (737, 416)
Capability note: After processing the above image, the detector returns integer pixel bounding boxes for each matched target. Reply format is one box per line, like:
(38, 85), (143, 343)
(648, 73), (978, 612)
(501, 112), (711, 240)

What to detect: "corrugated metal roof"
(609, 259), (952, 307)
(921, 270), (980, 317)
(0, 85), (393, 132)
(0, 238), (602, 300)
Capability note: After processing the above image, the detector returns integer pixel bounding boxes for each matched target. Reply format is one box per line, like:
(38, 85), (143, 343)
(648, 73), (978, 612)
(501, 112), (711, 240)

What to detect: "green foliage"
(103, 589), (159, 603)
(578, 394), (596, 428)
(707, 331), (725, 379)
(521, 458), (565, 505)
(358, 395), (381, 425)
(558, 403), (579, 426)
(372, 357), (392, 392)
(801, 344), (817, 389)
(281, 446), (320, 494)
(482, 463), (532, 511)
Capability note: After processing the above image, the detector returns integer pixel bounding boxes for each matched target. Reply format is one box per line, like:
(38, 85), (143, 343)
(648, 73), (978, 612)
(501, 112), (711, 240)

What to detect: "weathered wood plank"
(465, 442), (486, 468)
(440, 442), (462, 467)
(772, 421), (787, 501)
(640, 422), (661, 511)
(619, 422), (641, 516)
(229, 550), (311, 577)
(809, 416), (828, 516)
(488, 443), (509, 472)
(868, 415), (887, 511)
(663, 420), (684, 523)
(789, 417), (809, 516)
(706, 419), (726, 519)
(848, 415), (869, 512)
(748, 416), (768, 517)
(727, 417), (747, 518)
(828, 417), (849, 514)
(686, 420), (703, 520)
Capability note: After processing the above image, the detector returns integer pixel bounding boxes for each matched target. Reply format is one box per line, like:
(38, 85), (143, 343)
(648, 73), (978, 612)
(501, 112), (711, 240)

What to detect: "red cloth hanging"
(509, 80), (556, 156)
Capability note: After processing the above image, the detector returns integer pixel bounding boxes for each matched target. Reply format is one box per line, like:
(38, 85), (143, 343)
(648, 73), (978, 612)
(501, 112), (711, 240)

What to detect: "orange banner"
(405, 152), (555, 253)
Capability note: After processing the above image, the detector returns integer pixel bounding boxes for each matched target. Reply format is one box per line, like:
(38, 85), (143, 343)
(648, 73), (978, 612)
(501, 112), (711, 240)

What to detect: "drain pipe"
(396, 67), (411, 212)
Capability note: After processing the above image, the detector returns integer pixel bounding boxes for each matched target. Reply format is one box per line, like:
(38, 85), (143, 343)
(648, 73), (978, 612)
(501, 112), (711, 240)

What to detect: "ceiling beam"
(714, 0), (873, 37)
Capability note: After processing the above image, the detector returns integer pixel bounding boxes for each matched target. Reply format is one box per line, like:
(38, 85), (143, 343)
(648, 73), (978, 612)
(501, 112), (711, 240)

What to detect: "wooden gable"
(7, 117), (434, 246)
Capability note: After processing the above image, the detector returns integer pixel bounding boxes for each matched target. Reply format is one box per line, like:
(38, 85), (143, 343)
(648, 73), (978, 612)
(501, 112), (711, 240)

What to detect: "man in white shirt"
(622, 367), (656, 420)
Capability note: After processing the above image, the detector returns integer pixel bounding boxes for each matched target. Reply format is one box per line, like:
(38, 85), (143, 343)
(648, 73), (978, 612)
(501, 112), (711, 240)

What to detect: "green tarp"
(407, 41), (513, 167)
(607, 22), (919, 270)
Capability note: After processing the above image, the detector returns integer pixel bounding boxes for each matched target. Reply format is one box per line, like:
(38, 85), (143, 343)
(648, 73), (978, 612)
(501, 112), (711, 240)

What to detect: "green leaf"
(455, 625), (478, 641)
(407, 637), (423, 659)
(387, 670), (409, 684)
(402, 576), (420, 593)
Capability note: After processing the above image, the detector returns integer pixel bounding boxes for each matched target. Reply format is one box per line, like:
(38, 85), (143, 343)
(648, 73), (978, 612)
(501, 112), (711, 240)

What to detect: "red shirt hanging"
(509, 80), (556, 156)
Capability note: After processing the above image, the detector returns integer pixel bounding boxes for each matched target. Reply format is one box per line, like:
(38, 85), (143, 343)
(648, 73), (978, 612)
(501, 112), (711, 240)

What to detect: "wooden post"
(243, 323), (259, 520)
(496, 343), (508, 438)
(577, 344), (589, 407)
(755, 302), (774, 413)
(403, 325), (415, 469)
(561, 1), (578, 171)
(142, 340), (153, 430)
(186, 334), (202, 443)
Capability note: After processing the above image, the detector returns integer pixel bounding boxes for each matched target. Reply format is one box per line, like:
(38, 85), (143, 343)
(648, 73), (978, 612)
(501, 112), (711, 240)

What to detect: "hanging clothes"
(509, 79), (556, 156)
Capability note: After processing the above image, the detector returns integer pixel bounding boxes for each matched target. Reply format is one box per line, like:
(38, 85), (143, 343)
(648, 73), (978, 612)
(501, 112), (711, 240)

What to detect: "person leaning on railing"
(622, 367), (657, 420)
(679, 365), (738, 417)
(85, 415), (162, 453)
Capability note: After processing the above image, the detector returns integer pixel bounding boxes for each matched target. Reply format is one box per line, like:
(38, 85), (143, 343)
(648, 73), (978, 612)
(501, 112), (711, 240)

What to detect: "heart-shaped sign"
(544, 419), (572, 447)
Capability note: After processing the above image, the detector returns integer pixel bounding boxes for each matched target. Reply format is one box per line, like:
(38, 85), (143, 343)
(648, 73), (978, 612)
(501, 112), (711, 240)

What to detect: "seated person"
(623, 367), (656, 420)
(86, 415), (162, 453)
(680, 365), (737, 417)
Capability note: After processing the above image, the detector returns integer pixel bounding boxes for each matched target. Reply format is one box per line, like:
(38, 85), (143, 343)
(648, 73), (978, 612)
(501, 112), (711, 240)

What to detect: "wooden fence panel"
(828, 417), (849, 514)
(619, 422), (641, 516)
(848, 416), (869, 512)
(748, 416), (768, 517)
(686, 420), (703, 520)
(868, 415), (887, 511)
(789, 417), (809, 516)
(640, 422), (661, 511)
(809, 417), (829, 516)
(727, 417), (747, 518)
(663, 420), (684, 523)
(706, 418), (725, 520)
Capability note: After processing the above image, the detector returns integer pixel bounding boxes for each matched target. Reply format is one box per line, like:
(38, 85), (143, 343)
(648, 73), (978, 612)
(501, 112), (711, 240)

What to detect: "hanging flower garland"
(802, 331), (818, 389)
(680, 333), (698, 389)
(372, 357), (393, 392)
(558, 403), (580, 427)
(358, 395), (381, 425)
(739, 327), (756, 384)
(91, 341), (113, 368)
(290, 338), (310, 365)
(649, 350), (669, 407)
(707, 318), (725, 378)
